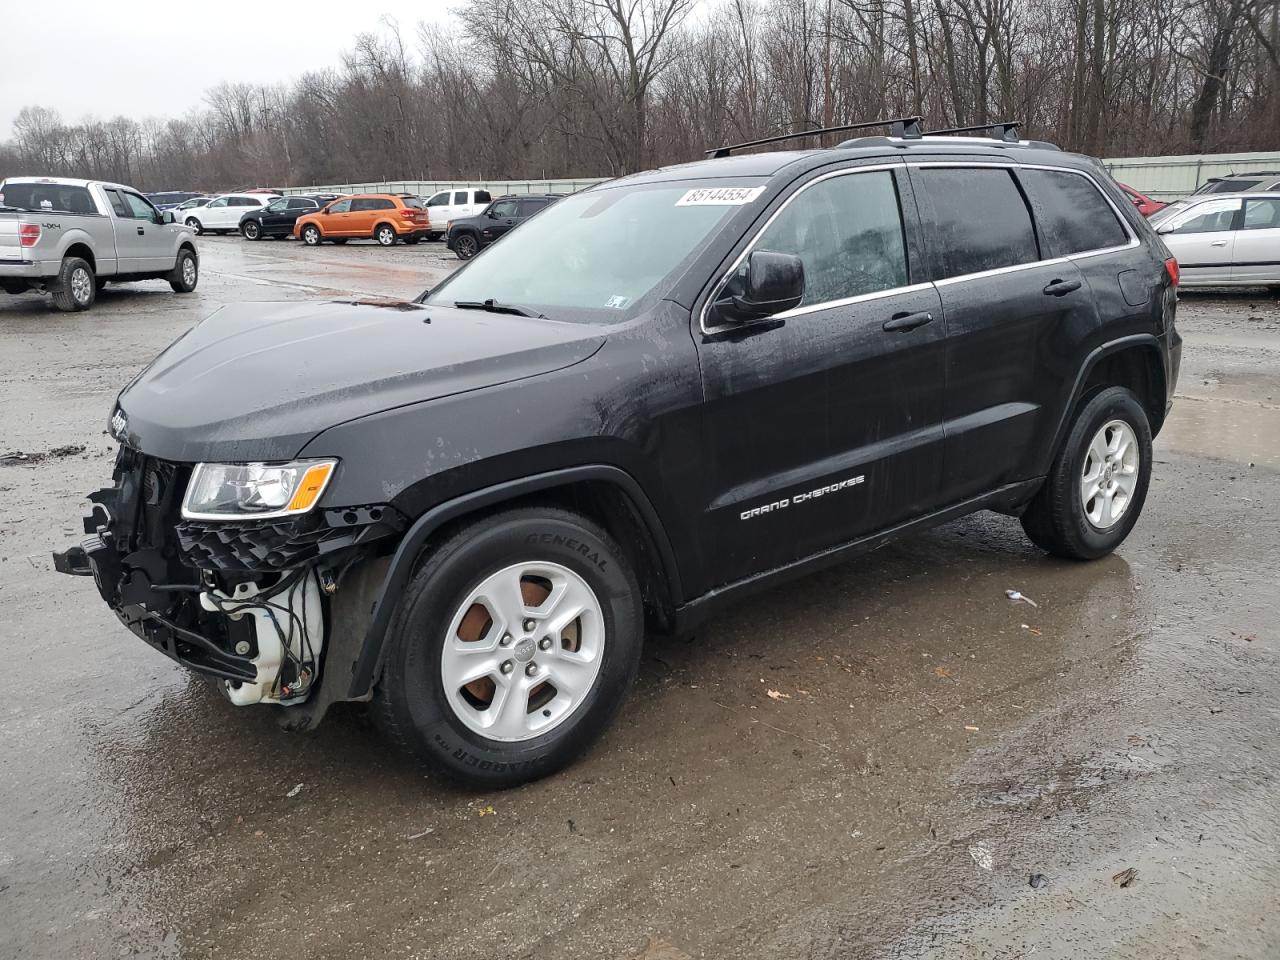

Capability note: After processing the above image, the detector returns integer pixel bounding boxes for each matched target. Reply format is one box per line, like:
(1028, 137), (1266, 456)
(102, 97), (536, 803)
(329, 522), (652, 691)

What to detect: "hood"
(116, 299), (605, 462)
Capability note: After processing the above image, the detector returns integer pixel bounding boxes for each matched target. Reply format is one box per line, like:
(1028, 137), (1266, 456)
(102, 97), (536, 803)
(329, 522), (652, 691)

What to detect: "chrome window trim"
(699, 162), (908, 334)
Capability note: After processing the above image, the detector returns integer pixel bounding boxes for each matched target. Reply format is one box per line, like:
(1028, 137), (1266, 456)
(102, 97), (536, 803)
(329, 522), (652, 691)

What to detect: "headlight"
(181, 459), (337, 520)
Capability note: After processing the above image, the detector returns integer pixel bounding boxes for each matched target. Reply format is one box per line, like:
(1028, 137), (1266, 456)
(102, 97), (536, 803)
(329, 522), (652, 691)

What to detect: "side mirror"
(715, 250), (805, 323)
(160, 210), (175, 225)
(322, 207), (331, 215)
(1156, 223), (1174, 235)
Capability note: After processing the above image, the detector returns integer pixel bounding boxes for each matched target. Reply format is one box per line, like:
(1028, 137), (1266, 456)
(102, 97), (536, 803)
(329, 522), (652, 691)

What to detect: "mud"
(1, 240), (1277, 959)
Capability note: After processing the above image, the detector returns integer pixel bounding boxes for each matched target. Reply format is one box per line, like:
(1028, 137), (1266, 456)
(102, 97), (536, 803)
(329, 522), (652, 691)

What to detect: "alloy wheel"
(1081, 419), (1139, 529)
(440, 561), (605, 742)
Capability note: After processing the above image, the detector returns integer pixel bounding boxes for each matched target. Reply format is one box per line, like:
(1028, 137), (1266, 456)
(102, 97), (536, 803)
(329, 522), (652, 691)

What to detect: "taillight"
(1164, 256), (1180, 288)
(18, 223), (40, 247)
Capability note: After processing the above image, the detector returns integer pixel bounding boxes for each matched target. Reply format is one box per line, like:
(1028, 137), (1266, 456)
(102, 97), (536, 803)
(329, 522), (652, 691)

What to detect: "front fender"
(344, 464), (679, 698)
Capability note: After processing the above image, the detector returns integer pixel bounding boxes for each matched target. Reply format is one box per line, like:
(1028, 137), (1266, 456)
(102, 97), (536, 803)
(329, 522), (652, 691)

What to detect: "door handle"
(882, 310), (934, 332)
(1210, 240), (1228, 247)
(1043, 278), (1081, 297)
(136, 226), (145, 235)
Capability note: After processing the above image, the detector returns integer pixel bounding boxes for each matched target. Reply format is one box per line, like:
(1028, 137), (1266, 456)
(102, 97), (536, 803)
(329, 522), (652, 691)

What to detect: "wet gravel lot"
(1, 237), (1278, 960)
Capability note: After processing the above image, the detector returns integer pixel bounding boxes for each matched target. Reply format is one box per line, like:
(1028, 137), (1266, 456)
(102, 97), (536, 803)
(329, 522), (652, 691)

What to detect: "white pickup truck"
(421, 187), (493, 240)
(0, 176), (199, 312)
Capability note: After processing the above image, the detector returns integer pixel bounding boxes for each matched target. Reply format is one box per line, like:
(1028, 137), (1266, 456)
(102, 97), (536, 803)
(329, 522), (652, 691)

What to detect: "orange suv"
(294, 194), (432, 246)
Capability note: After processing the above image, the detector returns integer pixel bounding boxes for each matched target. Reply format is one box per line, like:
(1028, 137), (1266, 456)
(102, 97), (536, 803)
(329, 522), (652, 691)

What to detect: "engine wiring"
(202, 568), (324, 698)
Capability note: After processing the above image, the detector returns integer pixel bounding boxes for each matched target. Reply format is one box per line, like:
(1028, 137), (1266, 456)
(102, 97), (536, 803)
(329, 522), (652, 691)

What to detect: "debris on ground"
(286, 783), (303, 798)
(964, 725), (980, 732)
(0, 443), (87, 467)
(406, 828), (434, 840)
(1006, 589), (1038, 607)
(766, 689), (791, 701)
(1029, 873), (1050, 889)
(1112, 866), (1139, 888)
(1020, 624), (1043, 636)
(627, 937), (694, 960)
(477, 805), (497, 817)
(968, 842), (995, 871)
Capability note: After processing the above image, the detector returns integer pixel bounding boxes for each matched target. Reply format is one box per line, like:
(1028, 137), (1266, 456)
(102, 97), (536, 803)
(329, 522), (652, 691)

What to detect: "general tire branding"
(739, 475), (865, 521)
(525, 533), (609, 570)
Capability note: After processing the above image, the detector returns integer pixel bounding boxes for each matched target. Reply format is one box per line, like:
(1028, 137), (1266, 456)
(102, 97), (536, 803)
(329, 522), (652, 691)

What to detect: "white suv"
(422, 188), (492, 240)
(183, 194), (279, 235)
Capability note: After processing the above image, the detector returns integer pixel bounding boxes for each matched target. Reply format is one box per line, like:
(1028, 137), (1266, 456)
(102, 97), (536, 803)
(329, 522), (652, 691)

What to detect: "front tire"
(168, 248), (198, 293)
(1021, 386), (1152, 560)
(453, 232), (479, 260)
(374, 508), (643, 788)
(185, 217), (203, 235)
(301, 224), (322, 246)
(51, 257), (95, 312)
(241, 220), (261, 240)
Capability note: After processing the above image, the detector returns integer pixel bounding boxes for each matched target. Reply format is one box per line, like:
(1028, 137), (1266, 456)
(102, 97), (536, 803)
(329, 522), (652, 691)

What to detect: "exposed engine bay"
(53, 442), (404, 717)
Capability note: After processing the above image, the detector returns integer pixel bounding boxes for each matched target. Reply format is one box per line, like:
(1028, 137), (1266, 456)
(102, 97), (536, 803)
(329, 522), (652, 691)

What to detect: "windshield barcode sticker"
(676, 186), (765, 207)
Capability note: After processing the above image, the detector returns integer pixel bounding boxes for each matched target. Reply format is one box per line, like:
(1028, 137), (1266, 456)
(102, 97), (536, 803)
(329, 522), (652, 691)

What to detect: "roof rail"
(705, 116), (923, 158)
(923, 121), (1022, 143)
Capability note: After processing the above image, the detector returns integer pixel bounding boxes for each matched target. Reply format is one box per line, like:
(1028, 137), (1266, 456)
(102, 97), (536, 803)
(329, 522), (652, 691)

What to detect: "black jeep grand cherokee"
(55, 123), (1181, 787)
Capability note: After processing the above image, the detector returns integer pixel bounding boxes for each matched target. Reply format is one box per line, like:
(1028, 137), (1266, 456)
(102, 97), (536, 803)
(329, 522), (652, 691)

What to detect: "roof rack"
(705, 116), (923, 158)
(923, 121), (1022, 143)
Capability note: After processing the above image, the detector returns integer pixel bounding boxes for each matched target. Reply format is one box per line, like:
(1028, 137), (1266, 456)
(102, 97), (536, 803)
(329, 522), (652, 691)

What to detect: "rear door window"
(1242, 198), (1280, 230)
(475, 190), (492, 203)
(919, 167), (1039, 279)
(103, 188), (129, 218)
(754, 169), (908, 306)
(287, 198), (316, 210)
(453, 191), (468, 204)
(1020, 169), (1129, 256)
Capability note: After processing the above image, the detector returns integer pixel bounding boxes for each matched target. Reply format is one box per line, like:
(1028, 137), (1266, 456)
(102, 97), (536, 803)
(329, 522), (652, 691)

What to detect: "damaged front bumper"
(53, 444), (405, 717)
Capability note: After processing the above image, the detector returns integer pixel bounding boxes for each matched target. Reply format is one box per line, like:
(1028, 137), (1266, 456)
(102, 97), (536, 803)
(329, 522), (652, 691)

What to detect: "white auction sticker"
(676, 186), (766, 207)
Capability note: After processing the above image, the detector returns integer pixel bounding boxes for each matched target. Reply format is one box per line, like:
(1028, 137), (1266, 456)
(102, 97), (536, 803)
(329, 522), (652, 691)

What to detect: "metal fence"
(282, 177), (609, 197)
(283, 151), (1280, 203)
(1101, 151), (1280, 200)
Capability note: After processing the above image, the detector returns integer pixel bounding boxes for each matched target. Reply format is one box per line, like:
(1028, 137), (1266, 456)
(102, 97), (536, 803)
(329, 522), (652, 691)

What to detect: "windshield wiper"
(453, 299), (544, 318)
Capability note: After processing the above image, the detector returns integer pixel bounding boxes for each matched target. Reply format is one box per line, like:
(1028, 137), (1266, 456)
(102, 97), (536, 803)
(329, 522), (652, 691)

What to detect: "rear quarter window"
(919, 167), (1039, 279)
(1020, 169), (1130, 256)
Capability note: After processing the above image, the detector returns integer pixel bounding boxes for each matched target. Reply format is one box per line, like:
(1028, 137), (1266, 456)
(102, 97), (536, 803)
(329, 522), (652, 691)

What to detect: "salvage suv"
(54, 120), (1181, 787)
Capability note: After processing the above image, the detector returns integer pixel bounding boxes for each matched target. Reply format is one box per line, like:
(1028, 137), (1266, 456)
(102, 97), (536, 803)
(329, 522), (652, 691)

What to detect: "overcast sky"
(2, 0), (456, 133)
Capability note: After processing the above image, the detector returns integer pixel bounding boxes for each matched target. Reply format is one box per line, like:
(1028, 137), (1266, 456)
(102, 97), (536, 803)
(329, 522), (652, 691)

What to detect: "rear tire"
(373, 507), (643, 788)
(168, 248), (198, 293)
(375, 223), (397, 246)
(1021, 386), (1152, 560)
(301, 224), (322, 246)
(51, 257), (95, 312)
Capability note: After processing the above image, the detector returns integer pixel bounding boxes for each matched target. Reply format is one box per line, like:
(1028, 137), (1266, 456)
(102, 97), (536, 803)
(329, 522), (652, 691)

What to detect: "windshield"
(425, 180), (766, 321)
(1148, 199), (1190, 226)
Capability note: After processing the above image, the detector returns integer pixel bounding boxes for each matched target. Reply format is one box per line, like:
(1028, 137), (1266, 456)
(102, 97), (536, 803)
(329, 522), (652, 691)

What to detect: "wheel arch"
(346, 465), (681, 699)
(1045, 335), (1167, 471)
(63, 241), (96, 273)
